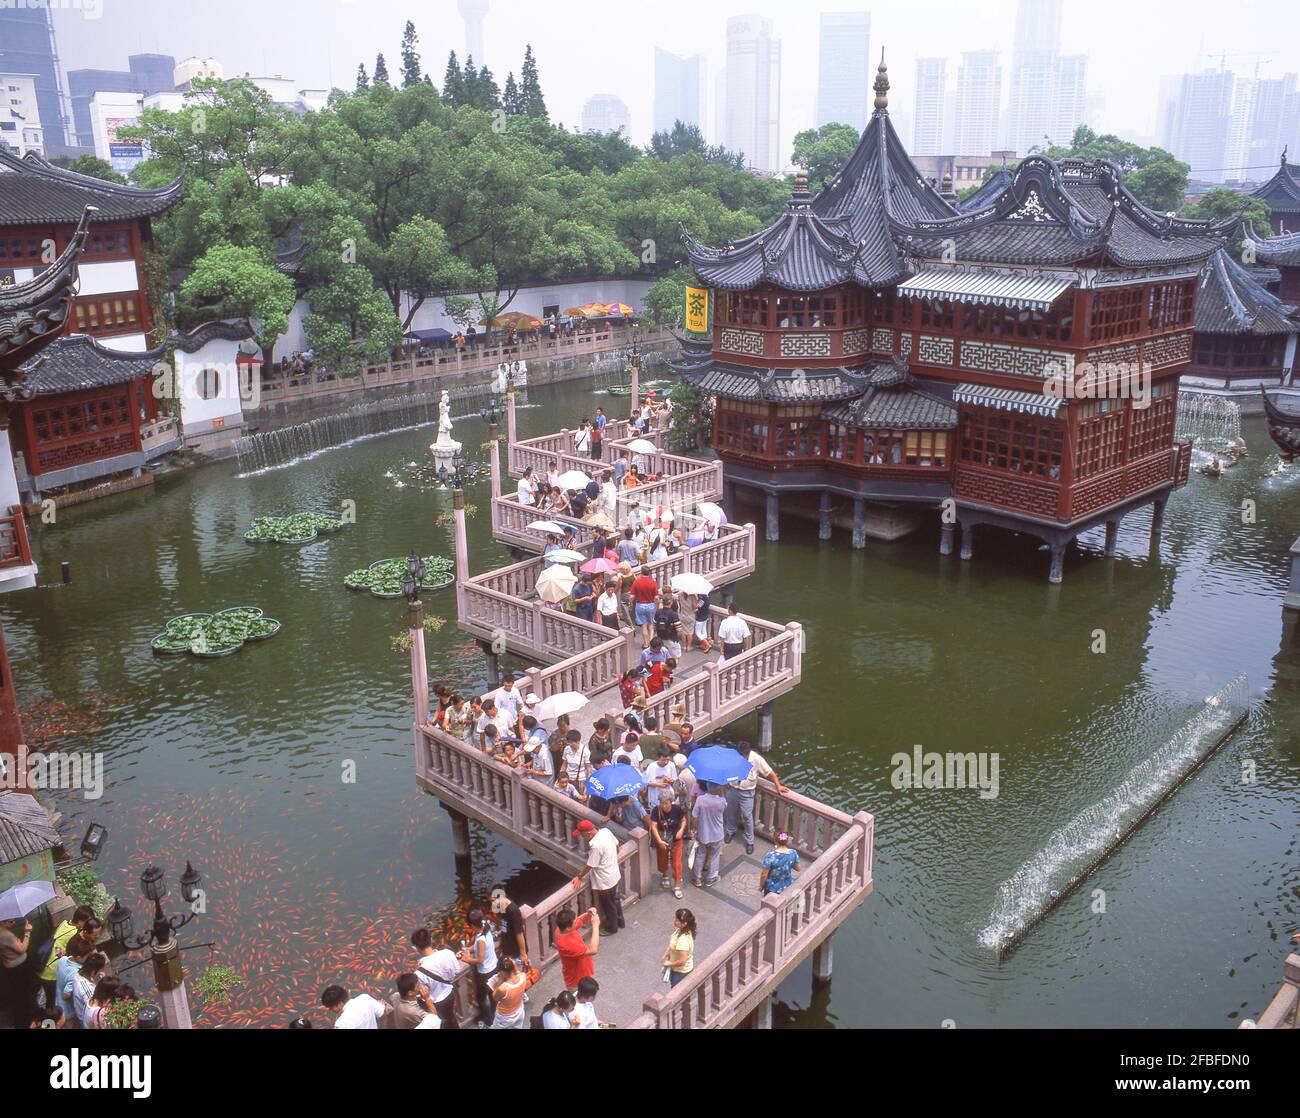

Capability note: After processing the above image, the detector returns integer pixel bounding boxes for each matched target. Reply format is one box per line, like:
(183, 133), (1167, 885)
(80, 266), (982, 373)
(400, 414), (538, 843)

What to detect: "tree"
(502, 72), (520, 116)
(474, 65), (501, 111)
(791, 123), (860, 191)
(519, 45), (547, 119)
(1183, 187), (1271, 257)
(645, 264), (694, 325)
(373, 53), (391, 87)
(49, 154), (125, 184)
(356, 63), (370, 91)
(178, 241), (297, 365)
(442, 52), (463, 106)
(1041, 127), (1190, 213)
(400, 21), (422, 88)
(647, 121), (745, 169)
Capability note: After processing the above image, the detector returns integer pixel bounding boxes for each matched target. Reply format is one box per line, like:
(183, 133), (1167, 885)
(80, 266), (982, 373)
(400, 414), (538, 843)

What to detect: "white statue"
(437, 391), (453, 440)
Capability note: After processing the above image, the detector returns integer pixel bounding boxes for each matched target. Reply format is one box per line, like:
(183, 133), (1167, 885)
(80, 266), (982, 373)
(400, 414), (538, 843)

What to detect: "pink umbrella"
(581, 556), (618, 575)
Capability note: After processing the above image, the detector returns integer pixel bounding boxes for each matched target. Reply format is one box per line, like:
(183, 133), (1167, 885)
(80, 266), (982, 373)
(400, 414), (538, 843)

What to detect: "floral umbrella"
(604, 302), (634, 317)
(485, 311), (542, 330)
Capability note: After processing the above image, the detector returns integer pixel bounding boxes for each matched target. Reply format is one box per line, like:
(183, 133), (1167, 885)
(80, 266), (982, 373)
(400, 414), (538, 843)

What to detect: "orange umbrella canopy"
(604, 302), (634, 316)
(485, 311), (542, 329)
(562, 306), (588, 317)
(577, 301), (611, 318)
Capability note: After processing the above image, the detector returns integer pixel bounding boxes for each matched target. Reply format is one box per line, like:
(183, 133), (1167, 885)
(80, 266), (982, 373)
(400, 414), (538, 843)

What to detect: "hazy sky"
(52, 0), (1300, 164)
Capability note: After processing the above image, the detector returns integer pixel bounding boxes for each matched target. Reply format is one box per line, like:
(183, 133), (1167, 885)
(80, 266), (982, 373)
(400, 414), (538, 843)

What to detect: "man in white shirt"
(643, 746), (678, 802)
(516, 467), (537, 506)
(561, 729), (592, 790)
(522, 730), (554, 781)
(493, 676), (523, 728)
(571, 820), (624, 935)
(322, 984), (390, 1029)
(411, 927), (461, 1028)
(725, 741), (789, 855)
(717, 603), (752, 660)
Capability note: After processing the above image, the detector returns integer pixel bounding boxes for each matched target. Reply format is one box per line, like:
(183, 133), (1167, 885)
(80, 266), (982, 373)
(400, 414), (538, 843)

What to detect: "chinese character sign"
(684, 285), (711, 337)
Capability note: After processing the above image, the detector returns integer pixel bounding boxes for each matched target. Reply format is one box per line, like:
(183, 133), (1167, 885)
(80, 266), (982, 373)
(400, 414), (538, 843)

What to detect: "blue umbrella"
(587, 765), (647, 801)
(685, 745), (751, 787)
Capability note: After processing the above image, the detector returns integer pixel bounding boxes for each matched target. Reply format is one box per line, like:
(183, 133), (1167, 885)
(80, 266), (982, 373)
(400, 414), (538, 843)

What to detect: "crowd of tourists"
(0, 905), (143, 1029)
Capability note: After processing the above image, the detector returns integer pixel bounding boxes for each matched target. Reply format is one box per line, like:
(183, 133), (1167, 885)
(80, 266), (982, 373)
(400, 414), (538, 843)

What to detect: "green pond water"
(5, 377), (1298, 1027)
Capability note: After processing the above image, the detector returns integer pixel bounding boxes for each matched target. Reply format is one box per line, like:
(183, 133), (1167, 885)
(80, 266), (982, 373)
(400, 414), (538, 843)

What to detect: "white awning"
(953, 383), (1064, 419)
(898, 269), (1075, 311)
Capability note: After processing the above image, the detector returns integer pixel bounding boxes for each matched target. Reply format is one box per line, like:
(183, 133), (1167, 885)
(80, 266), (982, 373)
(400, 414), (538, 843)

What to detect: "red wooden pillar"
(0, 619), (25, 758)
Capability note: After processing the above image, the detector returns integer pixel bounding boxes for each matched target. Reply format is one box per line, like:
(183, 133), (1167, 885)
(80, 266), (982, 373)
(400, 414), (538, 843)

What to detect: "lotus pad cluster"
(151, 607), (282, 657)
(344, 555), (455, 599)
(244, 513), (345, 543)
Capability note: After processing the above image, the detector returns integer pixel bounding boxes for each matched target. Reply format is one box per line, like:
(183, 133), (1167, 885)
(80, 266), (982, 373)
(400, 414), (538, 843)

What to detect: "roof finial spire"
(793, 165), (810, 199)
(873, 48), (890, 111)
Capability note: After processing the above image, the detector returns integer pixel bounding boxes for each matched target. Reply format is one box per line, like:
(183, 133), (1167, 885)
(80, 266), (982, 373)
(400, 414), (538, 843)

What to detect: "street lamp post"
(403, 552), (430, 728)
(106, 861), (203, 1029)
(479, 392), (502, 498)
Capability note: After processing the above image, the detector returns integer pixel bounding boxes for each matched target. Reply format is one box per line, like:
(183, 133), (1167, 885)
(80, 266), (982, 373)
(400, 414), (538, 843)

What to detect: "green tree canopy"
(519, 45), (547, 119)
(178, 241), (296, 362)
(1183, 187), (1271, 258)
(400, 22), (422, 88)
(49, 154), (125, 183)
(647, 121), (744, 168)
(791, 122), (861, 192)
(1040, 125), (1190, 213)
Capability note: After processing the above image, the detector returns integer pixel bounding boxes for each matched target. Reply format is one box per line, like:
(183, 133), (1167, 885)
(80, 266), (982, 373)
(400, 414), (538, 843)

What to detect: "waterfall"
(1176, 392), (1243, 451)
(234, 384), (498, 475)
(979, 674), (1249, 952)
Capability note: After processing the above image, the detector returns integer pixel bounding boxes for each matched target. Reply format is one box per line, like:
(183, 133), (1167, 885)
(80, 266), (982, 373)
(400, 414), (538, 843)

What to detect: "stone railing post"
(510, 764), (529, 834)
(531, 599), (545, 652)
(702, 661), (718, 722)
(680, 544), (691, 575)
(525, 664), (544, 702)
(786, 621), (803, 681)
(452, 490), (470, 585)
(621, 625), (639, 672)
(506, 385), (517, 451)
(626, 829), (652, 901)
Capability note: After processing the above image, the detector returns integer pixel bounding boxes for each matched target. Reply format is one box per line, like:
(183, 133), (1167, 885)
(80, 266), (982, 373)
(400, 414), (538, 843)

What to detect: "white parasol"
(535, 566), (578, 602)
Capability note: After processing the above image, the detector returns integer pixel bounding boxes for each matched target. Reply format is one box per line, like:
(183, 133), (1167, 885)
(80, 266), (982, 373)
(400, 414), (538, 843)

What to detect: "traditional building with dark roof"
(677, 57), (1229, 582)
(1251, 153), (1300, 235)
(1184, 248), (1298, 397)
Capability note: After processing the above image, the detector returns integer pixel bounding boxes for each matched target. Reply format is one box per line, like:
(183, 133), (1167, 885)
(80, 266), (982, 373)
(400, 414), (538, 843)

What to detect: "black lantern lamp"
(479, 392), (502, 427)
(403, 552), (427, 603)
(106, 897), (134, 944)
(108, 861), (202, 951)
(140, 864), (166, 902)
(179, 861), (203, 905)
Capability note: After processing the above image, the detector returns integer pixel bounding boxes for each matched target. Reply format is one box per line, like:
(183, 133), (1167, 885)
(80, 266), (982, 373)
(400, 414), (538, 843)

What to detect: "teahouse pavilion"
(676, 56), (1232, 582)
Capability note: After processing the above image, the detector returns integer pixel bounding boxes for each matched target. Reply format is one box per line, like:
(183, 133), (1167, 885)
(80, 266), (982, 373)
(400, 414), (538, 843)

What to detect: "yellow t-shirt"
(39, 920), (76, 982)
(669, 930), (694, 974)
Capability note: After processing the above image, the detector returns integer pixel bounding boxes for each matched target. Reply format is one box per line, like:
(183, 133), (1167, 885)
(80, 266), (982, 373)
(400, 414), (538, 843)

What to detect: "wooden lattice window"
(1088, 287), (1144, 341)
(1075, 401), (1126, 477)
(1127, 387), (1175, 460)
(959, 412), (1064, 478)
(1147, 280), (1194, 331)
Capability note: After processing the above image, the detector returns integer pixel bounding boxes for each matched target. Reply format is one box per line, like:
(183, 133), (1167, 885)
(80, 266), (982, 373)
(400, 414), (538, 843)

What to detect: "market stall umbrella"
(577, 301), (610, 319)
(0, 879), (55, 921)
(580, 556), (618, 575)
(604, 302), (634, 317)
(696, 501), (726, 525)
(527, 520), (567, 534)
(534, 691), (589, 722)
(562, 306), (589, 317)
(587, 765), (647, 801)
(685, 745), (752, 787)
(535, 566), (578, 602)
(485, 311), (542, 330)
(557, 470), (592, 491)
(625, 438), (657, 455)
(544, 548), (587, 565)
(670, 572), (714, 595)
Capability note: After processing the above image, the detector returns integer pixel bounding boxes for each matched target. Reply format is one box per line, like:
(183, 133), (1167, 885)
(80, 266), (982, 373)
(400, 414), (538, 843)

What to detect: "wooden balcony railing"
(1244, 954), (1299, 1029)
(0, 505), (34, 570)
(140, 415), (180, 455)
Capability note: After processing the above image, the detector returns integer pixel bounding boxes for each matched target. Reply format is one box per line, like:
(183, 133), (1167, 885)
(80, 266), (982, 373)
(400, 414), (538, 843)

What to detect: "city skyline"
(30, 0), (1300, 173)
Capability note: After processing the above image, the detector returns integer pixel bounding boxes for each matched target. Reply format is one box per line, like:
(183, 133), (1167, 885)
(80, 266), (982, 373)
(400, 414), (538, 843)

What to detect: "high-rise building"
(714, 67), (727, 148)
(0, 5), (67, 148)
(1224, 74), (1299, 182)
(1163, 70), (1235, 183)
(724, 14), (781, 173)
(912, 58), (946, 156)
(459, 0), (489, 69)
(1005, 0), (1086, 153)
(653, 49), (706, 136)
(173, 58), (224, 88)
(815, 12), (870, 131)
(0, 74), (44, 157)
(68, 54), (175, 149)
(581, 93), (630, 137)
(952, 51), (1002, 156)
(1052, 55), (1088, 146)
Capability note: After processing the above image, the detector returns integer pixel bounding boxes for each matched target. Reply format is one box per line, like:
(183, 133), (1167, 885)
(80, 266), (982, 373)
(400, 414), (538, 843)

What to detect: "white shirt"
(516, 478), (536, 506)
(573, 1001), (599, 1029)
(415, 1014), (442, 1029)
(334, 993), (388, 1029)
(597, 590), (619, 617)
(613, 743), (643, 766)
(416, 949), (459, 1003)
(586, 827), (621, 891)
(493, 686), (522, 722)
(563, 743), (591, 783)
(599, 481), (618, 517)
(644, 759), (677, 794)
(542, 1009), (572, 1029)
(737, 750), (773, 792)
(718, 615), (751, 645)
(472, 929), (498, 975)
(574, 428), (591, 453)
(527, 745), (554, 779)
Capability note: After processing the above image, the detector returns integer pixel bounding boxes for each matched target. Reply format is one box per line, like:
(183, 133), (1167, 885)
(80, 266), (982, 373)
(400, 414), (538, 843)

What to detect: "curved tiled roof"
(822, 358), (958, 430)
(681, 103), (955, 292)
(1245, 221), (1300, 268)
(0, 148), (183, 226)
(18, 333), (168, 396)
(679, 359), (870, 403)
(0, 209), (92, 388)
(1195, 248), (1298, 336)
(892, 156), (1231, 270)
(172, 319), (257, 352)
(957, 167), (1015, 214)
(1250, 156), (1300, 211)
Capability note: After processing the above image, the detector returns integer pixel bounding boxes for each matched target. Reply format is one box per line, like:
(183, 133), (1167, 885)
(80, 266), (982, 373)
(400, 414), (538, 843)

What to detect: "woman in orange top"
(490, 957), (531, 1029)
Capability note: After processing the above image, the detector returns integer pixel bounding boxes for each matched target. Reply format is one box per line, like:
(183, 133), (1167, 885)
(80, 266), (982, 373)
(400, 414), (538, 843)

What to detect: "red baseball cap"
(572, 820), (596, 837)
